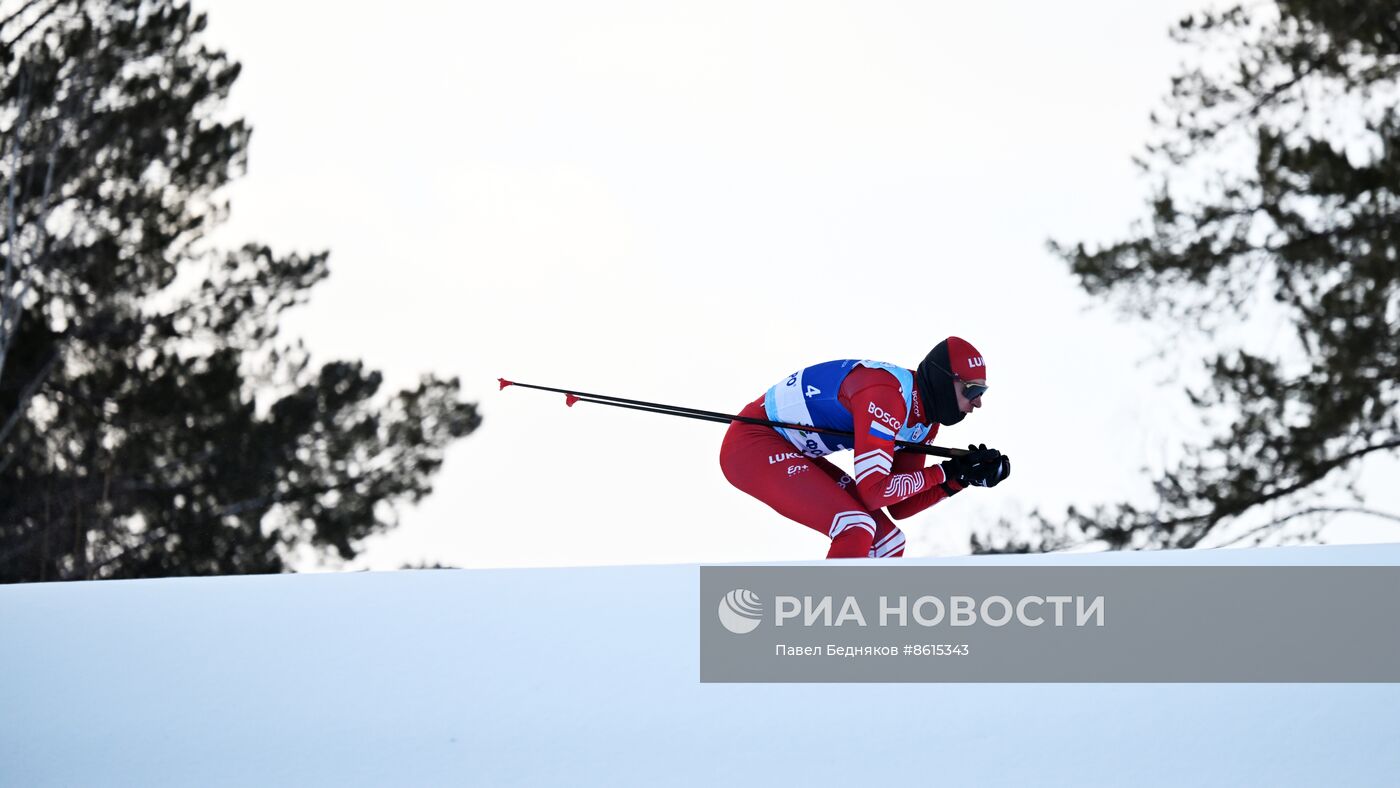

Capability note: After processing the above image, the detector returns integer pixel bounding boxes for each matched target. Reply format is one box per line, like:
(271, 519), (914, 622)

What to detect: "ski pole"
(499, 378), (966, 458)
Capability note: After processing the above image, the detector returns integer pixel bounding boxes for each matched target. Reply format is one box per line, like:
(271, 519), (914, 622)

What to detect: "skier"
(719, 337), (1010, 559)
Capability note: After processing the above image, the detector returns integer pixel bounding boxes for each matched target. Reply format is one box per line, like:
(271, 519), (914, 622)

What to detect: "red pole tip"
(565, 394), (579, 407)
(498, 378), (513, 390)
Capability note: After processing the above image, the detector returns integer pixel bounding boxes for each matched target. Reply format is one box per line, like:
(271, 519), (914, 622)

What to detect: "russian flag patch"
(868, 421), (896, 440)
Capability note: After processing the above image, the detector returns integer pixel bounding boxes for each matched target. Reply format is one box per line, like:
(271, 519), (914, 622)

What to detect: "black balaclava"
(916, 339), (963, 427)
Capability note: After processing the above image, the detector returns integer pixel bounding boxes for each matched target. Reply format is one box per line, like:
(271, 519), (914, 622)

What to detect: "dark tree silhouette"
(975, 0), (1400, 552)
(0, 0), (480, 581)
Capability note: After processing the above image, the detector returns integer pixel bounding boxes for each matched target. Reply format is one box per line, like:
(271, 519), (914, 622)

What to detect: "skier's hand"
(941, 444), (1001, 485)
(965, 453), (1011, 488)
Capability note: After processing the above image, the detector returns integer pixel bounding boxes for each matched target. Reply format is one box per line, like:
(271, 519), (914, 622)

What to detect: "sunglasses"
(927, 357), (988, 401)
(961, 381), (988, 401)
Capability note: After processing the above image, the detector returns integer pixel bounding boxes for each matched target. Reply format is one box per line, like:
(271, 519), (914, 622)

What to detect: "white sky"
(192, 0), (1400, 568)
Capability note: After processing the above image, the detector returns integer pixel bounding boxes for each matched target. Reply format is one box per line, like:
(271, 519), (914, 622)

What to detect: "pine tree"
(975, 0), (1400, 552)
(0, 0), (480, 581)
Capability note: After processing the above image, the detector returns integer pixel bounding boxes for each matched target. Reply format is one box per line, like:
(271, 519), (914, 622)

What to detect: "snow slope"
(3, 545), (1399, 787)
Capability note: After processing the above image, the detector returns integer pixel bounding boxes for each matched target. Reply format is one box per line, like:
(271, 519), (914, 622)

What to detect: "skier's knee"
(869, 526), (905, 558)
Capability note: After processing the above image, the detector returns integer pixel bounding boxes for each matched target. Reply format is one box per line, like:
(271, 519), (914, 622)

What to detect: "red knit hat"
(945, 336), (986, 381)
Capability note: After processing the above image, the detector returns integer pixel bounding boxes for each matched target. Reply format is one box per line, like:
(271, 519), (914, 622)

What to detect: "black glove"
(965, 453), (1011, 488)
(940, 444), (1002, 486)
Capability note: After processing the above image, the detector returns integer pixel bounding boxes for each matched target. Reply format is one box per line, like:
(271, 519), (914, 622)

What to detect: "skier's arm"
(887, 473), (963, 519)
(888, 444), (1011, 518)
(884, 449), (964, 519)
(848, 384), (952, 511)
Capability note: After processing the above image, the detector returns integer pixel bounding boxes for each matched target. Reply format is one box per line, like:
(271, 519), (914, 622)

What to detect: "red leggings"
(719, 398), (906, 559)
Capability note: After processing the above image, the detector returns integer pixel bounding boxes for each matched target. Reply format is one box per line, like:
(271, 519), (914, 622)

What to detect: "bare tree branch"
(1213, 506), (1400, 548)
(1175, 437), (1400, 547)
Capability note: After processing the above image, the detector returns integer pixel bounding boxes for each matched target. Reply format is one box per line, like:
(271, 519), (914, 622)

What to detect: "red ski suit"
(720, 366), (962, 559)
